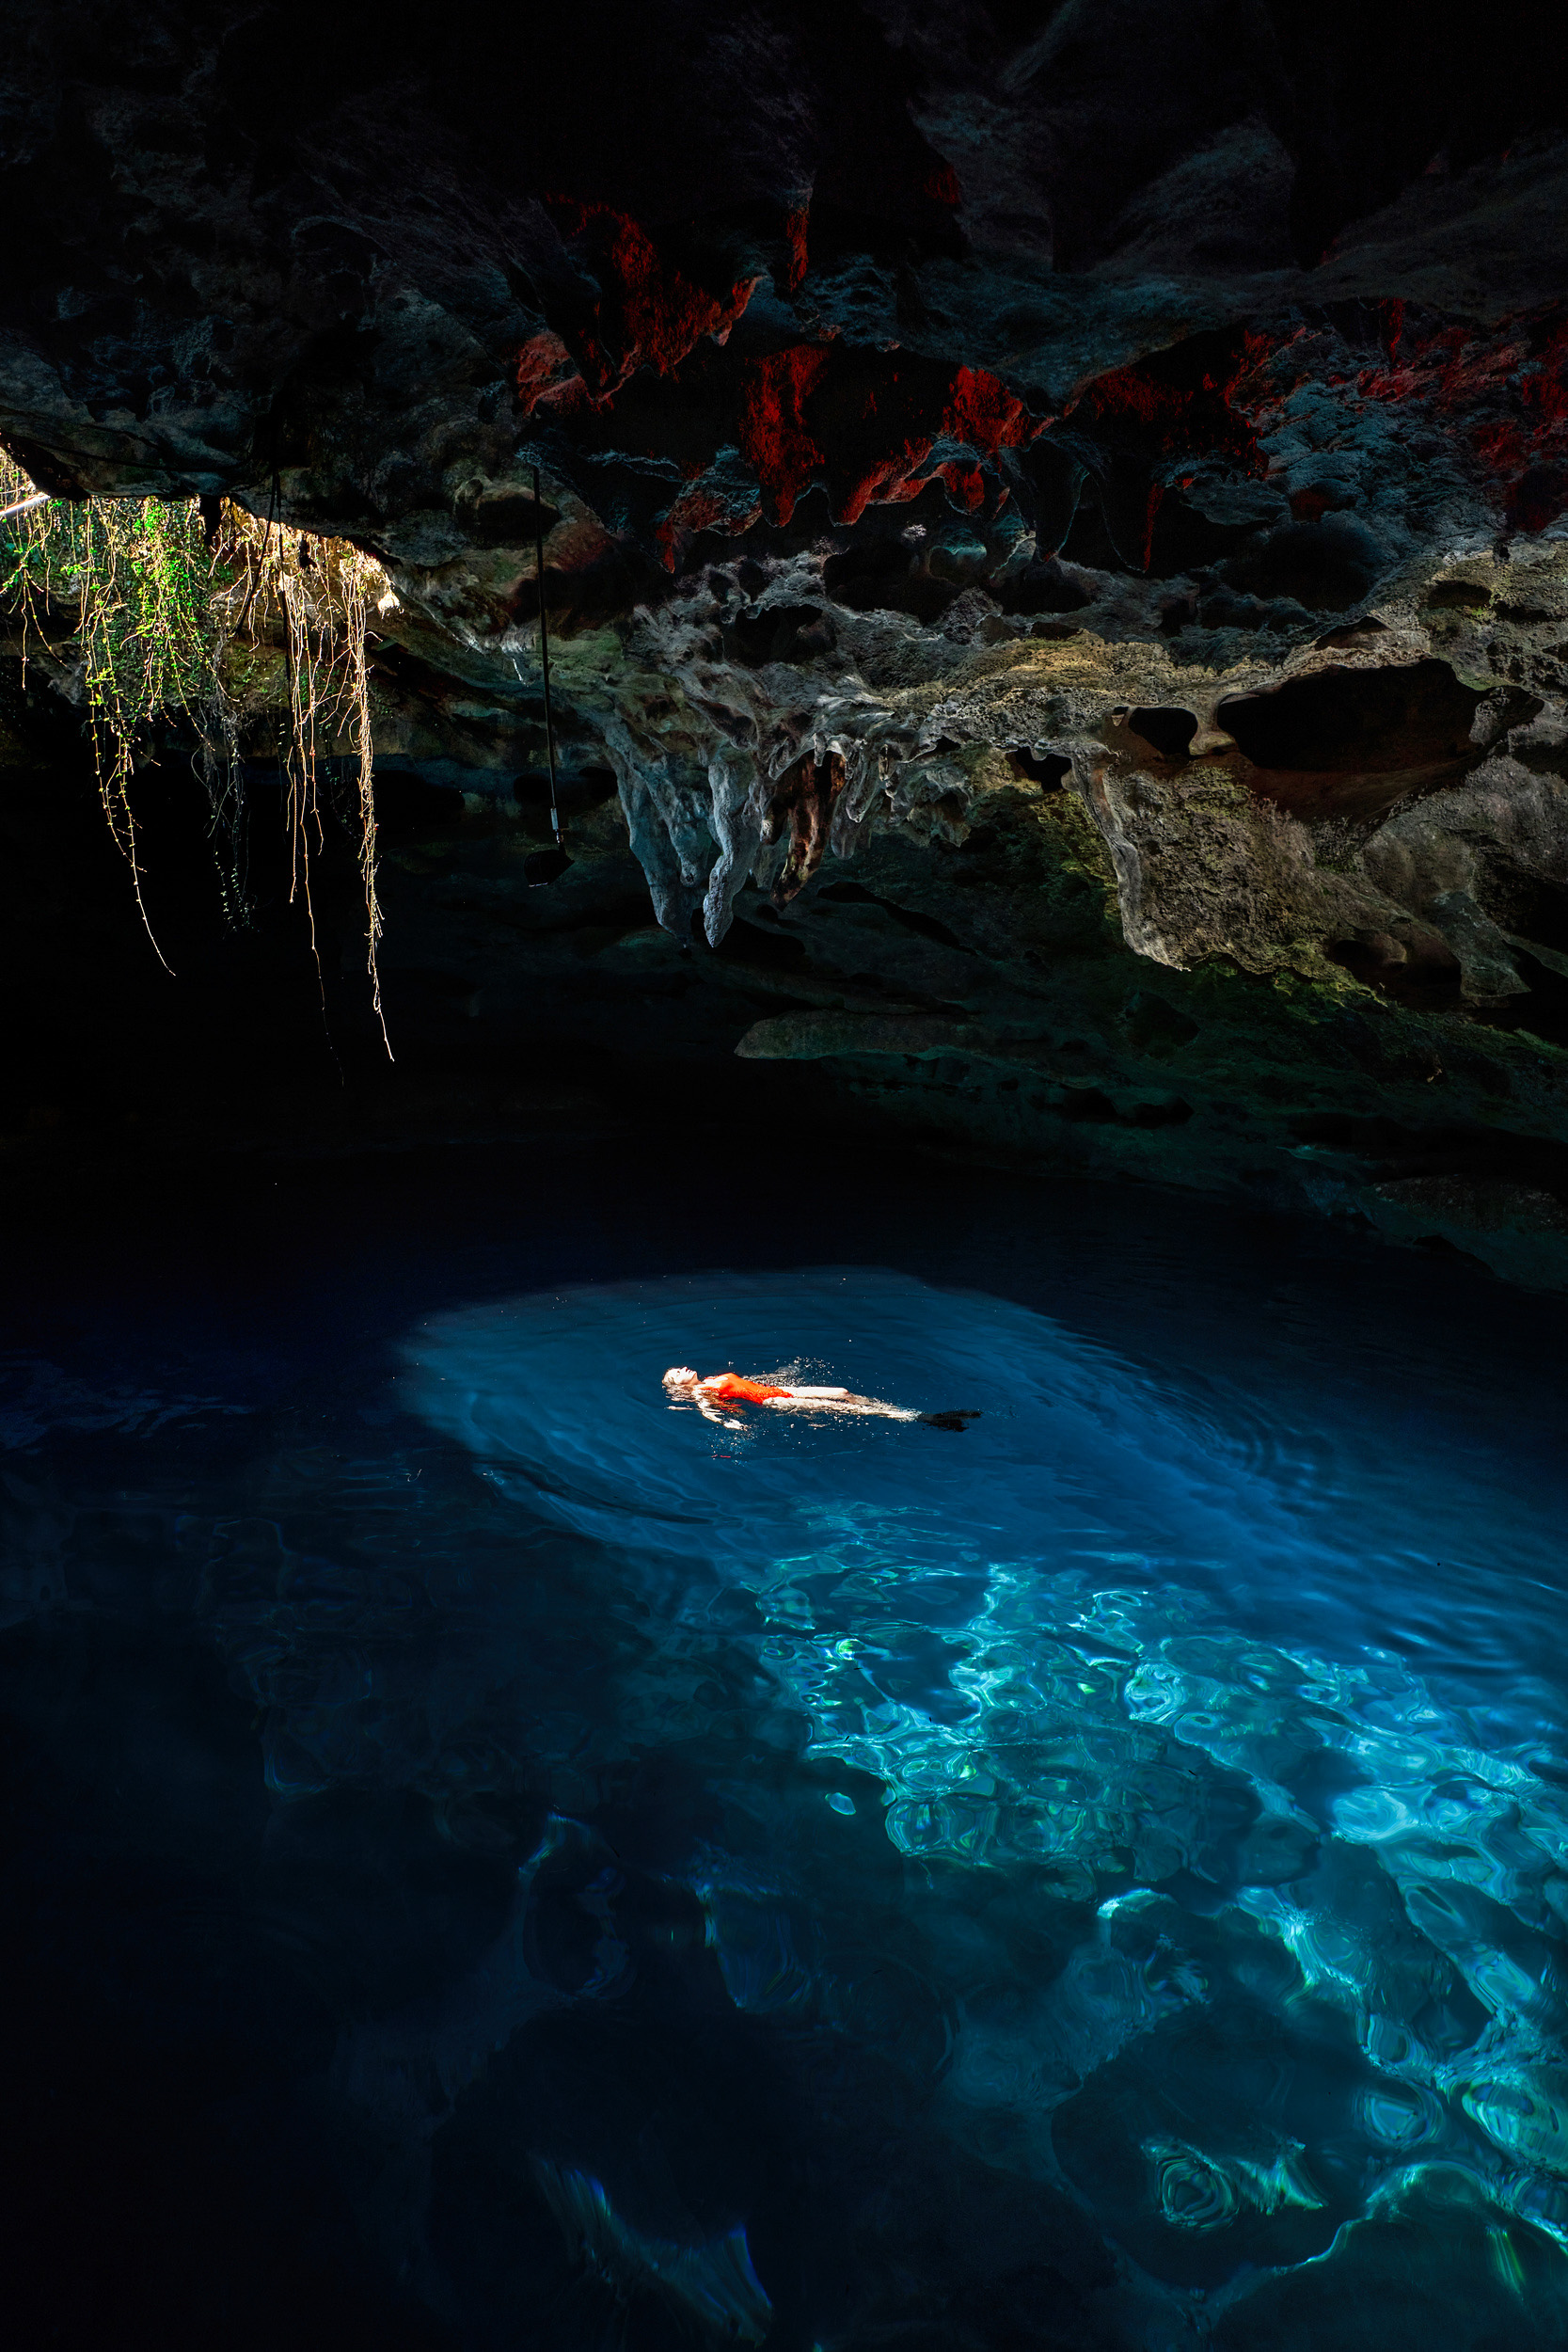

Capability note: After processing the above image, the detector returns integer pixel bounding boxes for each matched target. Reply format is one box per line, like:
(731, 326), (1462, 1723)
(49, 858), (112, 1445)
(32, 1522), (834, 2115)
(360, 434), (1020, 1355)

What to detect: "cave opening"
(1010, 747), (1072, 787)
(822, 536), (958, 622)
(722, 603), (839, 665)
(1220, 660), (1488, 773)
(1127, 707), (1199, 761)
(1216, 517), (1382, 612)
(1219, 658), (1494, 819)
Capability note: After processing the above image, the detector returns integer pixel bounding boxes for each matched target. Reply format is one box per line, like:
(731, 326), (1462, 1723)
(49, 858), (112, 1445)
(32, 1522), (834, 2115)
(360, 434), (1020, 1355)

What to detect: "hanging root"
(341, 543), (391, 1057)
(0, 466), (216, 972)
(0, 452), (396, 1053)
(216, 504), (393, 1055)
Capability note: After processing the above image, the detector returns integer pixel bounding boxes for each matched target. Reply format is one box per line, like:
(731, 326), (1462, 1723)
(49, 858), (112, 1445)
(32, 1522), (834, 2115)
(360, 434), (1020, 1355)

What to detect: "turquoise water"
(6, 1150), (1568, 2348)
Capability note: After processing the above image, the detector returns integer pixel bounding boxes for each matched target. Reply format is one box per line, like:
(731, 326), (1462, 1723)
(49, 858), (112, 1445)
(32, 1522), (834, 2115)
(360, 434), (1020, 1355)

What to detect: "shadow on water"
(5, 1139), (1568, 2349)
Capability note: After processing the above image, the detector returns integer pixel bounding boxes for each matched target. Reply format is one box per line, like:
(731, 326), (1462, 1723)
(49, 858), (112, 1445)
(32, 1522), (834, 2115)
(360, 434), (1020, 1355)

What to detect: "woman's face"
(662, 1366), (700, 1396)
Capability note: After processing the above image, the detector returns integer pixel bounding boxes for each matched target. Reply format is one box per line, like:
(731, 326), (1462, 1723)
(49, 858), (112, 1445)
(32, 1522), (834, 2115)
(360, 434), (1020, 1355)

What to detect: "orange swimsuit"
(700, 1374), (792, 1405)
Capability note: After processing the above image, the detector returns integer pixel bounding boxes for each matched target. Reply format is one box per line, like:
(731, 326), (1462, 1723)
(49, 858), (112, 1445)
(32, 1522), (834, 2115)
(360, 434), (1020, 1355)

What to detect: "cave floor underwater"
(4, 1136), (1568, 2352)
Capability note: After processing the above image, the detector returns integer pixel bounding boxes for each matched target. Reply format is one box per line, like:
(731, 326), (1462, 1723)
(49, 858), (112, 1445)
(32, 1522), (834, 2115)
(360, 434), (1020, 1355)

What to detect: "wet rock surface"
(4, 4), (1568, 1281)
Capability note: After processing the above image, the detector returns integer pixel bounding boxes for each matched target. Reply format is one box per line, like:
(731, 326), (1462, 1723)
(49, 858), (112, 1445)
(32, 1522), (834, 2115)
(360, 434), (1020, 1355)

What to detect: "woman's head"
(662, 1366), (700, 1397)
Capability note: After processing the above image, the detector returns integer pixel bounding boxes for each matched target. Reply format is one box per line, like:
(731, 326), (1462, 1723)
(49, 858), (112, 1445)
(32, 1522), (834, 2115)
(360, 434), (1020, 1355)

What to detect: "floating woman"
(661, 1366), (979, 1432)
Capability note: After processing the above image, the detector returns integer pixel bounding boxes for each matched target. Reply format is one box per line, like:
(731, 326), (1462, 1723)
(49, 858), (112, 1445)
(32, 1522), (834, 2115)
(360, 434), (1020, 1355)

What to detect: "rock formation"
(4, 2), (1568, 1279)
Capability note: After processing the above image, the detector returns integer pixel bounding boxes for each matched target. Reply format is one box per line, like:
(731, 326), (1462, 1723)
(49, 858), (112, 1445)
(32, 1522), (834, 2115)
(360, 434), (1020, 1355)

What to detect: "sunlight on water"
(8, 1216), (1568, 2348)
(403, 1265), (1568, 2306)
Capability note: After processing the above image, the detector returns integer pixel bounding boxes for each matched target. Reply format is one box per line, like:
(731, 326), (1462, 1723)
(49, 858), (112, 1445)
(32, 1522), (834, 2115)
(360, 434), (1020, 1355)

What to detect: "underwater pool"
(5, 1143), (1568, 2350)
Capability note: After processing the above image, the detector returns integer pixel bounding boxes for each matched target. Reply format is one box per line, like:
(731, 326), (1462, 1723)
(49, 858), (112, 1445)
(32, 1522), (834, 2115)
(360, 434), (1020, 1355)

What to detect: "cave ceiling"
(5, 2), (1568, 1274)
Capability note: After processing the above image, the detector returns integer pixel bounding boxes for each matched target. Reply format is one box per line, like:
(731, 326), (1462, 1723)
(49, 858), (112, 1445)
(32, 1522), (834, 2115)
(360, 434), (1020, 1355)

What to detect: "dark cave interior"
(6, 8), (1568, 2350)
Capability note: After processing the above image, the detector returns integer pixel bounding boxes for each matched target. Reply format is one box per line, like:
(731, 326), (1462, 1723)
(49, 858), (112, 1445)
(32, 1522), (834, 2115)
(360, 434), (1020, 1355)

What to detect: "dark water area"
(5, 1142), (1568, 2351)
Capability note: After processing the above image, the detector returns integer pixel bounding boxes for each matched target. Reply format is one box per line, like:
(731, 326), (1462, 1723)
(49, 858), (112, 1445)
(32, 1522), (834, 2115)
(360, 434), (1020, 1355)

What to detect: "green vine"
(0, 453), (391, 1051)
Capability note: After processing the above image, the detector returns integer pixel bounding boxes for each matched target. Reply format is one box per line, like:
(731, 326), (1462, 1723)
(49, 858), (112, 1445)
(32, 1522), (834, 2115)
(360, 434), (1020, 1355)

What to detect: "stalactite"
(602, 717), (711, 937)
(767, 749), (847, 905)
(828, 740), (891, 860)
(702, 749), (769, 946)
(602, 715), (900, 940)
